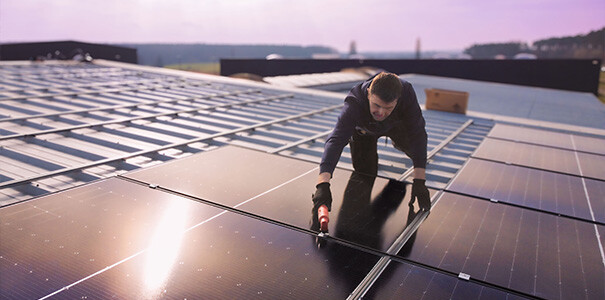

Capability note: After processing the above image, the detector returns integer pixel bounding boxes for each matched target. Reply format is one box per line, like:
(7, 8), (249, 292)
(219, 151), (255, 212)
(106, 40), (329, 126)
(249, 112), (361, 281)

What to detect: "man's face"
(368, 89), (397, 121)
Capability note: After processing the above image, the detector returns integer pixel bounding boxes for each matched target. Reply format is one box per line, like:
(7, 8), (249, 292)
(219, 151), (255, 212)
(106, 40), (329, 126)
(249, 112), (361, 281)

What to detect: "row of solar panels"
(3, 140), (602, 299)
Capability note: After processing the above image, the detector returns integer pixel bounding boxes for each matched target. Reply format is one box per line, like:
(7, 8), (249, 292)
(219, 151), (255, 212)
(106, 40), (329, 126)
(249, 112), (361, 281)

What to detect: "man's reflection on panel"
(309, 171), (421, 292)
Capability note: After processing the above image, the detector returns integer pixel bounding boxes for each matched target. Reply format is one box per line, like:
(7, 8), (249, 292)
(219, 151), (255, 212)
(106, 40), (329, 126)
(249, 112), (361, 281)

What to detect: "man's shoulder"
(399, 78), (414, 90)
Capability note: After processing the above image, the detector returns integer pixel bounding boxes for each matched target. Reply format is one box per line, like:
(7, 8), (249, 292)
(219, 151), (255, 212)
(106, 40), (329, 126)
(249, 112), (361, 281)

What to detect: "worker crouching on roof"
(312, 72), (431, 223)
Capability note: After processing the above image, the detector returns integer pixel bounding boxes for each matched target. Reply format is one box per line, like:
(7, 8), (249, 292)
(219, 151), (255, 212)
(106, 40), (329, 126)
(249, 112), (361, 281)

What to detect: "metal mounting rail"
(0, 69), (142, 81)
(0, 93), (292, 141)
(0, 89), (260, 123)
(0, 77), (180, 94)
(0, 80), (216, 102)
(0, 103), (343, 190)
(398, 119), (474, 181)
(267, 129), (332, 154)
(347, 192), (442, 300)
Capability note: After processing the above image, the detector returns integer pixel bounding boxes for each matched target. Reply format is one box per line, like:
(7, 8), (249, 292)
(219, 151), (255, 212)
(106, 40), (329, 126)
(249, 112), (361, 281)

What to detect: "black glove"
(411, 179), (431, 211)
(312, 182), (333, 212)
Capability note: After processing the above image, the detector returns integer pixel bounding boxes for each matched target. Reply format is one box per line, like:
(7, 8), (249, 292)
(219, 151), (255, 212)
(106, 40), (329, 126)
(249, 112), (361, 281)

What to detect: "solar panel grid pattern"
(3, 61), (604, 299)
(398, 192), (604, 299)
(2, 147), (517, 299)
(440, 124), (605, 299)
(448, 158), (602, 223)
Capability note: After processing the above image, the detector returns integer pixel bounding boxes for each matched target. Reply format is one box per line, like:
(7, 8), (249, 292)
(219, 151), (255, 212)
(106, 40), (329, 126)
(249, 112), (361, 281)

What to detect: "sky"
(1, 0), (604, 52)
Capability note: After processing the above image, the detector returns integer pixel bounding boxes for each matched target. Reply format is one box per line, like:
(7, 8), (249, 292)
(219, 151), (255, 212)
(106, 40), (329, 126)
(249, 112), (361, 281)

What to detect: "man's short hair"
(368, 72), (402, 103)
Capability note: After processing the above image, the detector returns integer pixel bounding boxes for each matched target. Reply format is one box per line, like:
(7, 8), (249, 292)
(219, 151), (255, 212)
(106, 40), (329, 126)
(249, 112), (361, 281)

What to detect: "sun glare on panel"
(142, 201), (189, 297)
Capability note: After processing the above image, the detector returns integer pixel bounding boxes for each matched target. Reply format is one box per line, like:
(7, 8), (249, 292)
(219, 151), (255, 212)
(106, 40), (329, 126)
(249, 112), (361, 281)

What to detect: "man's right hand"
(411, 179), (431, 211)
(312, 182), (333, 212)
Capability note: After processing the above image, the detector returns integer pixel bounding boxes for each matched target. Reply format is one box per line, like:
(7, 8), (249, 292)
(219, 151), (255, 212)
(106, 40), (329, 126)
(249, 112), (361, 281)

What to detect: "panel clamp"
(458, 272), (471, 280)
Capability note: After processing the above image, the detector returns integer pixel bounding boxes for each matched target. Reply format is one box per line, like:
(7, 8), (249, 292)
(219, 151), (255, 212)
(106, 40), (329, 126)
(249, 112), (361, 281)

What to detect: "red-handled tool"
(318, 204), (329, 232)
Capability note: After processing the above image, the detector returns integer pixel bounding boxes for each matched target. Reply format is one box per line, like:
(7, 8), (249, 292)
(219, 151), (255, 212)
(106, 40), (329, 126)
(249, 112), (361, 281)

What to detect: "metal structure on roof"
(0, 61), (487, 207)
(1, 60), (604, 299)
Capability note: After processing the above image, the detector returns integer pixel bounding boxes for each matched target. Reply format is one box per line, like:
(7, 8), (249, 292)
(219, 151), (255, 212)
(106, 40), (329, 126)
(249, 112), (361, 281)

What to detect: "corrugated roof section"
(0, 60), (489, 206)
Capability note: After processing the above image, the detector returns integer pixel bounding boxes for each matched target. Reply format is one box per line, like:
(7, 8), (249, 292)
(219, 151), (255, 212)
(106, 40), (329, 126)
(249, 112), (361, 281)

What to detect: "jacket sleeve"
(319, 99), (359, 175)
(400, 82), (428, 169)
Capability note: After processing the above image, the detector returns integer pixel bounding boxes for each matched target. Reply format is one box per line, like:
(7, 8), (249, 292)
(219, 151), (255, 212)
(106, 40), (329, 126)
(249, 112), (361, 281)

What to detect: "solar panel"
(55, 206), (385, 299)
(0, 177), (225, 299)
(448, 158), (601, 223)
(122, 146), (318, 207)
(576, 151), (605, 180)
(585, 178), (605, 222)
(124, 146), (436, 253)
(488, 123), (605, 155)
(573, 134), (605, 155)
(364, 259), (528, 299)
(0, 176), (387, 299)
(473, 138), (581, 177)
(396, 192), (605, 299)
(488, 123), (574, 149)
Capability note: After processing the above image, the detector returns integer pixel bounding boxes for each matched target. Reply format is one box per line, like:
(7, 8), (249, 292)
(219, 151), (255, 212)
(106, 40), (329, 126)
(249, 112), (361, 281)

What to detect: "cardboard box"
(424, 88), (469, 114)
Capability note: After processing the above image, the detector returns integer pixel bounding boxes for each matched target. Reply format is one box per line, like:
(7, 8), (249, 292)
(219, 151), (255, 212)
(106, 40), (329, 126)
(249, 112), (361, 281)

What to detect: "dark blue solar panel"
(473, 138), (581, 176)
(397, 192), (604, 299)
(448, 158), (601, 223)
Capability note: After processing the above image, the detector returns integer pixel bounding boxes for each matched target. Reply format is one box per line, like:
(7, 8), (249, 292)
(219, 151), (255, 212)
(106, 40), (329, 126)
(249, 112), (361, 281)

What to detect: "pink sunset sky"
(1, 0), (603, 52)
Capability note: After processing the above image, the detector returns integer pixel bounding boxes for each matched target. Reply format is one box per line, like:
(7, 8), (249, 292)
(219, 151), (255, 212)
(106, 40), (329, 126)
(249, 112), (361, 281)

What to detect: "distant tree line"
(463, 27), (604, 60)
(117, 43), (338, 67)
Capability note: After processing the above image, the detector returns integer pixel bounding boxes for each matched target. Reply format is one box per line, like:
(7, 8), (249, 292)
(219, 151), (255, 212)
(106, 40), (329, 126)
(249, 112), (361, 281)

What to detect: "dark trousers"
(349, 128), (410, 176)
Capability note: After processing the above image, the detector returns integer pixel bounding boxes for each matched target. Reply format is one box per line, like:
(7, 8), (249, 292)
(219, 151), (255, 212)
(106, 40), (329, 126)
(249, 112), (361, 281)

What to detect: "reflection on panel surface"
(241, 170), (436, 253)
(123, 146), (317, 207)
(449, 158), (600, 222)
(53, 208), (382, 299)
(0, 178), (224, 300)
(488, 123), (605, 155)
(125, 146), (435, 253)
(365, 260), (529, 300)
(397, 192), (604, 300)
(473, 139), (581, 176)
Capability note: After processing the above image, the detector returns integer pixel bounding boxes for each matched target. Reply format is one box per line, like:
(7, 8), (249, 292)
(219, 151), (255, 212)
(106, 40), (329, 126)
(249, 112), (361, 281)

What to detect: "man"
(312, 72), (431, 222)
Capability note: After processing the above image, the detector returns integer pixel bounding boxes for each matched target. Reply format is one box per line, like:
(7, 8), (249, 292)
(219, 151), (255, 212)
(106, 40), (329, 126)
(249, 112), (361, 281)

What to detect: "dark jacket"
(319, 76), (428, 175)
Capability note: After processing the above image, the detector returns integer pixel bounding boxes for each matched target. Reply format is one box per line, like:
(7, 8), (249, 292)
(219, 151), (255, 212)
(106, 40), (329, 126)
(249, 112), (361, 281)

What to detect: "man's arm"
(319, 99), (359, 178)
(401, 81), (430, 211)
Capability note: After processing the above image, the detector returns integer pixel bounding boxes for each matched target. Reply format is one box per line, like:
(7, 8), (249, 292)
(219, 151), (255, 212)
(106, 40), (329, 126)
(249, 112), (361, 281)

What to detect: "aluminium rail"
(0, 89), (260, 123)
(0, 77), (178, 94)
(0, 103), (344, 190)
(0, 80), (213, 102)
(0, 92), (290, 141)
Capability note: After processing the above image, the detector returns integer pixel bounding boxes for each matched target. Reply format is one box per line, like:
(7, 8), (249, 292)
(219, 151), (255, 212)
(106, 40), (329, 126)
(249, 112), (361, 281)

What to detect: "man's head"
(367, 72), (402, 121)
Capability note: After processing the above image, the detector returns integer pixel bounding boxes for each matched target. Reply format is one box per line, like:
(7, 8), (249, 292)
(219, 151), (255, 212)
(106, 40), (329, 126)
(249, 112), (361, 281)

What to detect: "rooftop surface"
(1, 60), (603, 299)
